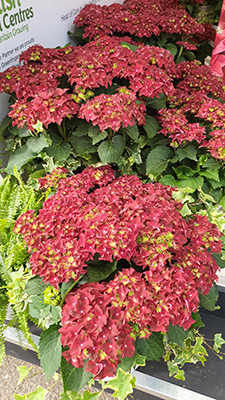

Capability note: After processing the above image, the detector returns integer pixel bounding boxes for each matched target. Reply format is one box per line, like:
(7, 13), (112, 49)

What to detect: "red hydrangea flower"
(9, 88), (80, 130)
(78, 87), (146, 131)
(157, 108), (206, 144)
(75, 0), (205, 40)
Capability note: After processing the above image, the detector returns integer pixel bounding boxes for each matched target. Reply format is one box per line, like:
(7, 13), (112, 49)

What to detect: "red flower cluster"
(75, 0), (205, 40)
(157, 108), (206, 144)
(176, 41), (197, 51)
(78, 87), (146, 131)
(202, 129), (225, 160)
(9, 88), (80, 130)
(59, 266), (199, 380)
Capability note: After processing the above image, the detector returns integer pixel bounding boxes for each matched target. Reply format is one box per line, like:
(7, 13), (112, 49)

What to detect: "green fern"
(0, 170), (44, 364)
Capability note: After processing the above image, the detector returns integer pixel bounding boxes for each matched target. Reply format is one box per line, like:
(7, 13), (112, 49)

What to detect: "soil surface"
(0, 355), (113, 400)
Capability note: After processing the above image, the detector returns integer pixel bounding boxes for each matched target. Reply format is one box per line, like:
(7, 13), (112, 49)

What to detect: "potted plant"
(0, 0), (225, 399)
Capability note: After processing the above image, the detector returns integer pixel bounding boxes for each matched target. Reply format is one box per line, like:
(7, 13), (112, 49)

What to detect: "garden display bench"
(4, 285), (225, 400)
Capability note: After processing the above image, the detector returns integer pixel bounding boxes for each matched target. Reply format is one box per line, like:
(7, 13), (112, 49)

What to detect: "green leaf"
(27, 386), (48, 400)
(174, 369), (185, 381)
(98, 136), (125, 164)
(118, 355), (136, 372)
(105, 368), (135, 400)
(0, 115), (11, 138)
(61, 357), (93, 392)
(17, 365), (32, 384)
(145, 93), (166, 110)
(200, 170), (220, 182)
(25, 276), (46, 296)
(176, 145), (197, 161)
(86, 257), (117, 282)
(124, 124), (139, 141)
(83, 391), (101, 400)
(213, 333), (225, 353)
(5, 145), (36, 174)
(10, 125), (31, 138)
(180, 203), (192, 216)
(39, 324), (62, 381)
(60, 393), (71, 400)
(69, 135), (94, 154)
(159, 174), (177, 187)
(143, 116), (160, 139)
(46, 133), (71, 161)
(71, 122), (89, 137)
(191, 312), (205, 329)
(177, 176), (204, 191)
(120, 41), (139, 52)
(61, 279), (77, 298)
(14, 387), (48, 400)
(212, 253), (225, 269)
(199, 282), (219, 311)
(173, 165), (196, 179)
(26, 134), (50, 154)
(165, 43), (178, 57)
(146, 146), (173, 176)
(166, 324), (189, 348)
(14, 395), (27, 400)
(87, 125), (107, 145)
(136, 332), (164, 361)
(185, 51), (196, 61)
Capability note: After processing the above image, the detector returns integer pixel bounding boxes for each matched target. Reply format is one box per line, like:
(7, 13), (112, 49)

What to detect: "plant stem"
(60, 275), (83, 307)
(57, 123), (67, 141)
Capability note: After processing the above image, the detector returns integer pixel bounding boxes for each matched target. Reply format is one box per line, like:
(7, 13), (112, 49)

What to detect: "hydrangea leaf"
(200, 170), (220, 182)
(143, 116), (160, 139)
(46, 133), (71, 161)
(212, 253), (225, 269)
(146, 146), (173, 176)
(123, 123), (139, 141)
(199, 282), (219, 311)
(166, 324), (189, 348)
(0, 115), (11, 138)
(159, 174), (177, 187)
(61, 357), (93, 392)
(69, 135), (94, 154)
(25, 276), (46, 296)
(86, 258), (117, 282)
(97, 136), (125, 164)
(39, 324), (62, 381)
(5, 145), (36, 174)
(87, 125), (108, 145)
(176, 176), (204, 191)
(176, 145), (197, 161)
(165, 43), (178, 57)
(26, 134), (50, 154)
(105, 368), (135, 400)
(136, 332), (164, 361)
(145, 93), (166, 109)
(10, 125), (31, 138)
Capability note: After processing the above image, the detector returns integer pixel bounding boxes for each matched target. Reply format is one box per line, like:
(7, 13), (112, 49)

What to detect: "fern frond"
(0, 253), (12, 285)
(0, 296), (8, 365)
(0, 175), (11, 220)
(10, 303), (38, 354)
